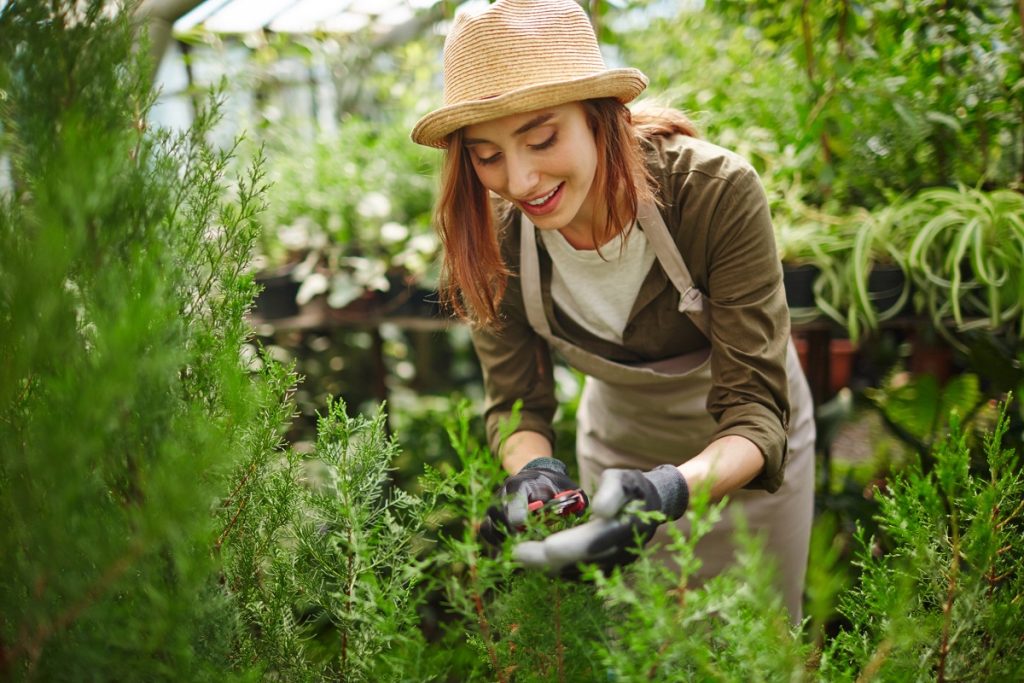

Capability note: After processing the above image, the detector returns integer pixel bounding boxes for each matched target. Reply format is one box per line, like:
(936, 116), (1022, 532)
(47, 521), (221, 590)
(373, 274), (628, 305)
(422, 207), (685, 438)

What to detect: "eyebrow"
(464, 113), (556, 147)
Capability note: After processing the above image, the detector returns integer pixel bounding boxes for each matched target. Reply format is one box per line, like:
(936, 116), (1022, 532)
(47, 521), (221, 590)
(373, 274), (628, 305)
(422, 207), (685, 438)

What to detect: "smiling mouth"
(526, 185), (560, 206)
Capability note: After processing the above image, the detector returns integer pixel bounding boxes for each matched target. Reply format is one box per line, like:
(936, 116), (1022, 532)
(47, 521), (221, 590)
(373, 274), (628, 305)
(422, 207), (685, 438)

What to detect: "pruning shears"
(527, 488), (587, 517)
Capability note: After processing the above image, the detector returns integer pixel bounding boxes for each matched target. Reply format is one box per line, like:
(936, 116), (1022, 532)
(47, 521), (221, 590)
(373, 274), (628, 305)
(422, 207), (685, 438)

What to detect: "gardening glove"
(479, 457), (588, 547)
(512, 465), (688, 573)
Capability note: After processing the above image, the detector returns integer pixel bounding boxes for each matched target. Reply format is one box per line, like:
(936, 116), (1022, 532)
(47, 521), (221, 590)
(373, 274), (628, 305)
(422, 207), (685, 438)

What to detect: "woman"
(410, 0), (815, 621)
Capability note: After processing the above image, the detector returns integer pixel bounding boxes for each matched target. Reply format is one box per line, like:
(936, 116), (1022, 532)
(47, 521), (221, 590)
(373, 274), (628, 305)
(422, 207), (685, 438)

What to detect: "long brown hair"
(434, 98), (697, 327)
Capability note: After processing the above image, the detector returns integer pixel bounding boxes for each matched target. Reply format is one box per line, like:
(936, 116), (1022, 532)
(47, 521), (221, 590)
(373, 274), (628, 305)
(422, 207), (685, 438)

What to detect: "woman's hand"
(512, 465), (688, 572)
(479, 458), (588, 546)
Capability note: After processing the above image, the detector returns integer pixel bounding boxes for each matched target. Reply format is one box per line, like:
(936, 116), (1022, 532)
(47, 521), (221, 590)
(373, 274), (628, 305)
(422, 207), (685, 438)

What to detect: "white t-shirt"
(539, 225), (656, 344)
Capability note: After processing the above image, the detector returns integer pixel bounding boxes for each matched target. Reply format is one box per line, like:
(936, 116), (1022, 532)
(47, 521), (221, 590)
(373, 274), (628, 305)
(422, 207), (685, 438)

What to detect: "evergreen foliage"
(822, 401), (1024, 681)
(220, 399), (438, 681)
(0, 1), (291, 679)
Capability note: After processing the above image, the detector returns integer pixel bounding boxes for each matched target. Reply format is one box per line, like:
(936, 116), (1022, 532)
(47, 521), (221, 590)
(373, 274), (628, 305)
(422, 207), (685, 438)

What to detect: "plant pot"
(829, 338), (858, 394)
(909, 333), (954, 384)
(254, 268), (301, 319)
(392, 286), (442, 318)
(783, 263), (820, 310)
(867, 264), (909, 318)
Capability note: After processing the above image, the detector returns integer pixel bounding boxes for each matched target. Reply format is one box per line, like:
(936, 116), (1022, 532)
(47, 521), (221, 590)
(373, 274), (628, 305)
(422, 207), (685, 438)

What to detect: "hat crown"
(442, 0), (607, 107)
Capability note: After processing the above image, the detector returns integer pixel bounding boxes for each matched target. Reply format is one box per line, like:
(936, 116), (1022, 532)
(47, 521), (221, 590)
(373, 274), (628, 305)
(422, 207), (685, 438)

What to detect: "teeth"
(527, 186), (558, 206)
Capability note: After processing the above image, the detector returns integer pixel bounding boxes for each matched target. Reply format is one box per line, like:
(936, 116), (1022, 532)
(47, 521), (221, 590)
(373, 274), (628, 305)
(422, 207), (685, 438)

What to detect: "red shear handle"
(527, 488), (587, 516)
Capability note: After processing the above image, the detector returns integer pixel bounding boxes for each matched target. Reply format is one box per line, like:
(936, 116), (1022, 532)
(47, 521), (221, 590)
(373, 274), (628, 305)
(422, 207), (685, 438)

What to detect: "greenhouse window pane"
(318, 12), (370, 33)
(175, 0), (233, 32)
(202, 0), (301, 33)
(173, 0), (436, 34)
(266, 0), (348, 32)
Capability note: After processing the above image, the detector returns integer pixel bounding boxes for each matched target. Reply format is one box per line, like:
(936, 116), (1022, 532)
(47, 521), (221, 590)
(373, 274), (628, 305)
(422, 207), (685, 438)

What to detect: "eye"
(530, 133), (557, 151)
(475, 152), (502, 166)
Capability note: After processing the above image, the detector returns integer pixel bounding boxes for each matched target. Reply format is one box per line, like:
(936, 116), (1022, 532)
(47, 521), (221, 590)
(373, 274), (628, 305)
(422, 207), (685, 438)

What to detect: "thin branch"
(469, 562), (506, 683)
(340, 529), (357, 679)
(996, 498), (1024, 530)
(937, 504), (962, 682)
(215, 495), (248, 551)
(554, 582), (565, 683)
(856, 638), (892, 683)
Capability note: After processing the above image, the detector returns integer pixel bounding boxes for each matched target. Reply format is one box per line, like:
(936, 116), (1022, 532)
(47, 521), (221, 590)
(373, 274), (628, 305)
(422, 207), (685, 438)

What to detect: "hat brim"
(410, 68), (648, 148)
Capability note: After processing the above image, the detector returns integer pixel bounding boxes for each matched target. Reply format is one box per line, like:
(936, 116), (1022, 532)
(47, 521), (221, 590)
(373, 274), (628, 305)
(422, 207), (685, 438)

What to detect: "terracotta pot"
(829, 338), (858, 394)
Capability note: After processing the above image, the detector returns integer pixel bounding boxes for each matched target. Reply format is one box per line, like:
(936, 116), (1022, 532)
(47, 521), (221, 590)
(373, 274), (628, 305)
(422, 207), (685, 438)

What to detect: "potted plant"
(772, 183), (853, 321)
(813, 204), (914, 342)
(904, 185), (1024, 348)
(251, 119), (441, 322)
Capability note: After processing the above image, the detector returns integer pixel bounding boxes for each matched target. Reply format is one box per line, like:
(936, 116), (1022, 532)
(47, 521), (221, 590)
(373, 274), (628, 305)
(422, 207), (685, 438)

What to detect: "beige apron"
(519, 202), (815, 621)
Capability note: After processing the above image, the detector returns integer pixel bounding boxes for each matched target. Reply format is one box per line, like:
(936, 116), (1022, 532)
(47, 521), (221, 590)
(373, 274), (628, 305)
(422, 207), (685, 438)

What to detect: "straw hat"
(410, 0), (648, 148)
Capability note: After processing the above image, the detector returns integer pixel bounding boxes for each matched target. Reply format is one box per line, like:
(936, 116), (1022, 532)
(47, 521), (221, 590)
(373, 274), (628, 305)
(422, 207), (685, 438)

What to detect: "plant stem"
(215, 495), (248, 551)
(1018, 0), (1024, 184)
(936, 506), (961, 682)
(800, 0), (834, 168)
(469, 563), (506, 683)
(340, 532), (355, 680)
(554, 582), (565, 683)
(856, 638), (892, 683)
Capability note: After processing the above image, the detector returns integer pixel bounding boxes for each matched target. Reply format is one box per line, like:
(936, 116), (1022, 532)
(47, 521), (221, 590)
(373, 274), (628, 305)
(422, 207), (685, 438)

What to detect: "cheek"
(472, 165), (504, 193)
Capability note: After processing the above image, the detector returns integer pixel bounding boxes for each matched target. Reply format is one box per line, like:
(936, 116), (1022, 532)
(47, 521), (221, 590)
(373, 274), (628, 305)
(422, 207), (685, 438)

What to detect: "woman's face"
(463, 102), (600, 238)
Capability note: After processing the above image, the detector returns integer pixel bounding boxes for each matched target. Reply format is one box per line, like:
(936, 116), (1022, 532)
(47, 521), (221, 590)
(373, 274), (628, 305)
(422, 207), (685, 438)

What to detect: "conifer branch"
(996, 498), (1024, 530)
(340, 530), (356, 678)
(646, 640), (673, 680)
(936, 509), (961, 682)
(215, 495), (248, 551)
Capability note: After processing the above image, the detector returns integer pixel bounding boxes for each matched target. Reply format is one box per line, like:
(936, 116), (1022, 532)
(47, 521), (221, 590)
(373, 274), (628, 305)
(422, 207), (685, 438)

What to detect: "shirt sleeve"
(702, 165), (791, 492)
(471, 274), (558, 460)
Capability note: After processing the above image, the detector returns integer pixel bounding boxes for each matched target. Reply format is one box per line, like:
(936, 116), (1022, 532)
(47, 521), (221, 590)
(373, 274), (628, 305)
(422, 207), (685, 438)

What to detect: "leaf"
(870, 374), (941, 442)
(327, 272), (363, 309)
(925, 110), (963, 133)
(936, 374), (981, 425)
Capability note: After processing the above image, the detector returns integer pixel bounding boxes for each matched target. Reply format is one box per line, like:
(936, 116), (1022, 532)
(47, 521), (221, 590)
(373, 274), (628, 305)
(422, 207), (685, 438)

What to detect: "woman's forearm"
(500, 430), (554, 474)
(677, 434), (765, 501)
(502, 430), (765, 495)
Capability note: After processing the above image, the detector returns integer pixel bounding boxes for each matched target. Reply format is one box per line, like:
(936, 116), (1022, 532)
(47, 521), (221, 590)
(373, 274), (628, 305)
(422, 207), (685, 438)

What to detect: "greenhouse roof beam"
(136, 0), (206, 72)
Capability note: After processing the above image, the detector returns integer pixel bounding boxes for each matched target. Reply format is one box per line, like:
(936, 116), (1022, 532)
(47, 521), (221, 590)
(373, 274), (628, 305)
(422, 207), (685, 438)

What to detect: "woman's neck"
(557, 190), (631, 250)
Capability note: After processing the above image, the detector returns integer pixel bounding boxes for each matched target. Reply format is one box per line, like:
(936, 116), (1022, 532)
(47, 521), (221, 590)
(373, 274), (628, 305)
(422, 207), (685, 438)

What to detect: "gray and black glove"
(512, 465), (688, 572)
(479, 457), (588, 547)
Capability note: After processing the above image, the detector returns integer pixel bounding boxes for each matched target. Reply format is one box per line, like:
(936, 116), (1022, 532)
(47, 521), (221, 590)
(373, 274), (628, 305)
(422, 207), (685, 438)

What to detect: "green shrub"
(822, 400), (1024, 681)
(0, 2), (291, 679)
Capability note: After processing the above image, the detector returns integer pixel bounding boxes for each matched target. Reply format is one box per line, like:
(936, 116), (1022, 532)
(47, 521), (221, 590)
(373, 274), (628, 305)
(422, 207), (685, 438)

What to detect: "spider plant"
(904, 186), (1024, 347)
(813, 205), (912, 342)
(772, 183), (854, 324)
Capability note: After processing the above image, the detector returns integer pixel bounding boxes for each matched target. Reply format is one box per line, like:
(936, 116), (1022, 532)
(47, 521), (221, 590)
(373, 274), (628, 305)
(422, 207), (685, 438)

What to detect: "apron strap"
(519, 211), (553, 337)
(519, 203), (711, 340)
(636, 201), (711, 339)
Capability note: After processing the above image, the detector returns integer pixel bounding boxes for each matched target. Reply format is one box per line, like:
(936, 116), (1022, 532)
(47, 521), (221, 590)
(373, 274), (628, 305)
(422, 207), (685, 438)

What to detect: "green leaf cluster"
(618, 1), (1022, 207)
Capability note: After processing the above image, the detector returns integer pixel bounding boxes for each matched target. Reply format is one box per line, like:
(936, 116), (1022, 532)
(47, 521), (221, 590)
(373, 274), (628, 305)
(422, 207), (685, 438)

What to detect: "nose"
(506, 153), (539, 200)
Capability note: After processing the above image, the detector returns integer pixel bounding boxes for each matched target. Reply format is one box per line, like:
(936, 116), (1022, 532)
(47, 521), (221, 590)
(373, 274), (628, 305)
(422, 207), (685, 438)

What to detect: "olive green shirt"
(471, 134), (792, 492)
